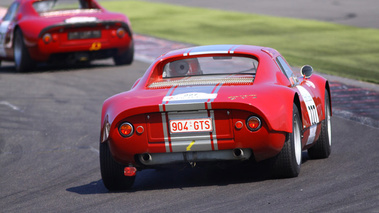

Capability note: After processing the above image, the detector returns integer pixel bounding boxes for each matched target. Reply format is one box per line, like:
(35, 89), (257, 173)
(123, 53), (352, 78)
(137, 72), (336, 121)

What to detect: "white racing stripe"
(297, 85), (319, 125)
(297, 85), (319, 144)
(159, 84), (222, 152)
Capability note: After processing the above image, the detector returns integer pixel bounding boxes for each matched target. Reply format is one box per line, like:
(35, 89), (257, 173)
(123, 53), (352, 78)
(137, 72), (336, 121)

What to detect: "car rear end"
(105, 89), (287, 169)
(103, 55), (287, 168)
(30, 0), (133, 62)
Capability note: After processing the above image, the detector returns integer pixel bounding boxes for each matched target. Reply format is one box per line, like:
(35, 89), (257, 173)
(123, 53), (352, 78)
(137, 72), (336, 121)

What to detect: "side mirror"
(300, 65), (313, 78)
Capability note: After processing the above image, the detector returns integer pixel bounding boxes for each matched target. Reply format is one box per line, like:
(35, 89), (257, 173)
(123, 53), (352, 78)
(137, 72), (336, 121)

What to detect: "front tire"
(308, 90), (332, 159)
(14, 29), (34, 72)
(100, 141), (135, 191)
(271, 104), (302, 178)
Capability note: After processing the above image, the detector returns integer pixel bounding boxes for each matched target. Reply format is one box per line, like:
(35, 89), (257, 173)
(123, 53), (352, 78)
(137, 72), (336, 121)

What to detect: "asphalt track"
(1, 0), (379, 212)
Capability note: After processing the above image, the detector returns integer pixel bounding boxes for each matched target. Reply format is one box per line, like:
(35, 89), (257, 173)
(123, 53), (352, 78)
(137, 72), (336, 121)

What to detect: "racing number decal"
(89, 42), (101, 51)
(297, 86), (319, 125)
(308, 105), (318, 125)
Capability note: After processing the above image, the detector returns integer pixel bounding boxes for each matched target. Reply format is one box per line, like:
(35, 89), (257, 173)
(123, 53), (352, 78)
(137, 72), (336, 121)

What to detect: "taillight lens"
(42, 33), (52, 44)
(235, 121), (243, 130)
(119, 122), (134, 137)
(116, 28), (126, 38)
(246, 116), (262, 131)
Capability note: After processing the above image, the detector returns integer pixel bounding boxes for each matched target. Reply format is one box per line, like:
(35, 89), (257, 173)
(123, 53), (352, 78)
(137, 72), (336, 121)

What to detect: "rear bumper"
(107, 129), (286, 167)
(137, 148), (253, 166)
(28, 21), (133, 62)
(29, 37), (132, 62)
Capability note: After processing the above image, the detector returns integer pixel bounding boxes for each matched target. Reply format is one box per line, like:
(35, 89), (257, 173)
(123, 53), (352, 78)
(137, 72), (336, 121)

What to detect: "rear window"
(33, 0), (97, 13)
(162, 56), (258, 78)
(148, 56), (257, 88)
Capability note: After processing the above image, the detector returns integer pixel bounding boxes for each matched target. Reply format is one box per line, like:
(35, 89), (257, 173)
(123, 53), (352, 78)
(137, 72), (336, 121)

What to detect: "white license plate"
(170, 118), (213, 133)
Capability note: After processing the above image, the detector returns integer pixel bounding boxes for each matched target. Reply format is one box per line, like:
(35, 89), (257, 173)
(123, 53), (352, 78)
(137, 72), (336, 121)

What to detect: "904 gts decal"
(297, 85), (319, 125)
(170, 118), (213, 133)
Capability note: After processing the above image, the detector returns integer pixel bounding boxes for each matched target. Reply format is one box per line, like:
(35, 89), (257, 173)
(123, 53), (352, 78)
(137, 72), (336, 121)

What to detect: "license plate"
(170, 118), (213, 133)
(68, 30), (101, 40)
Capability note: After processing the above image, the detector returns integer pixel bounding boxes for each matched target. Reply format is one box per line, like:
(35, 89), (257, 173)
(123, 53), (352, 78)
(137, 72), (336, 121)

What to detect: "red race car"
(100, 45), (332, 190)
(0, 0), (134, 72)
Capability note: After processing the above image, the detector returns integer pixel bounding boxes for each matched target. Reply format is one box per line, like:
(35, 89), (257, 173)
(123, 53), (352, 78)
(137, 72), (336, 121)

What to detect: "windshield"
(162, 56), (258, 78)
(33, 0), (97, 13)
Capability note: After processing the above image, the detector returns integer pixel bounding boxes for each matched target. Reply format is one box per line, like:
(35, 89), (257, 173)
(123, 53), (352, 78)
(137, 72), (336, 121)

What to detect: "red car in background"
(100, 45), (332, 191)
(0, 0), (134, 72)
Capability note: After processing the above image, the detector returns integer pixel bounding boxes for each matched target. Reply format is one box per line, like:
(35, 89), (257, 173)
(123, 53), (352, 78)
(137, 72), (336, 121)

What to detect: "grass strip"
(102, 0), (379, 84)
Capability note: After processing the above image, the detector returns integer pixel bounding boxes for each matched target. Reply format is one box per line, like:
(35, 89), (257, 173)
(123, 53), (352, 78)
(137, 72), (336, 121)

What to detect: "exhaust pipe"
(140, 153), (152, 163)
(233, 148), (244, 158)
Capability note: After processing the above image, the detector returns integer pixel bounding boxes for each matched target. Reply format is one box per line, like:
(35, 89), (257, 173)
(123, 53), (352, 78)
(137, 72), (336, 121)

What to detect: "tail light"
(116, 28), (126, 38)
(42, 33), (52, 44)
(235, 121), (244, 130)
(119, 122), (134, 137)
(246, 116), (262, 131)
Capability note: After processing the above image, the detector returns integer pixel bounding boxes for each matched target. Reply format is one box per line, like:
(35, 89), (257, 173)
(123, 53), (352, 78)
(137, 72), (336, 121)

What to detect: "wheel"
(271, 103), (302, 178)
(113, 41), (134, 66)
(100, 141), (135, 191)
(308, 90), (332, 159)
(14, 29), (34, 72)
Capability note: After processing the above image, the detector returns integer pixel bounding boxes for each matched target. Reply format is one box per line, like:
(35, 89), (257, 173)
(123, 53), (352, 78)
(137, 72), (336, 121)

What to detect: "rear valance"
(38, 20), (132, 38)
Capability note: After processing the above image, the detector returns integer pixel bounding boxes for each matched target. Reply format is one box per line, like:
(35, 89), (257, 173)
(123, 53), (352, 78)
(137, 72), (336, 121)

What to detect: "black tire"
(100, 141), (135, 191)
(308, 90), (332, 159)
(271, 104), (302, 178)
(14, 29), (34, 72)
(113, 42), (134, 66)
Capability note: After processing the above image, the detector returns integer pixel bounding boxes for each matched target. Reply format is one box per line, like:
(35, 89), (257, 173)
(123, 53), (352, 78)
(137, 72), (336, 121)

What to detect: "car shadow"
(67, 155), (310, 194)
(67, 153), (311, 195)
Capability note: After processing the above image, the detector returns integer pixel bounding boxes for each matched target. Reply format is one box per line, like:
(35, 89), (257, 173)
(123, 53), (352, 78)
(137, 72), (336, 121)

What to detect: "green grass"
(102, 0), (379, 84)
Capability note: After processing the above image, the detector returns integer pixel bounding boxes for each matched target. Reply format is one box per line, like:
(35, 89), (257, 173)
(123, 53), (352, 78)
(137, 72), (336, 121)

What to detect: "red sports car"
(0, 0), (134, 72)
(100, 45), (332, 190)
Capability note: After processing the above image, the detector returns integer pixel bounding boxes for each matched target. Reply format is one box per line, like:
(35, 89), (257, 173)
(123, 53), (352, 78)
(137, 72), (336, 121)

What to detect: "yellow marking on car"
(89, 42), (101, 51)
(186, 140), (195, 151)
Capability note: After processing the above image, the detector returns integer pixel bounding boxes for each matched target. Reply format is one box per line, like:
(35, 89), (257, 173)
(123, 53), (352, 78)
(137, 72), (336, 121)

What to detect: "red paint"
(0, 0), (133, 64)
(101, 45), (330, 167)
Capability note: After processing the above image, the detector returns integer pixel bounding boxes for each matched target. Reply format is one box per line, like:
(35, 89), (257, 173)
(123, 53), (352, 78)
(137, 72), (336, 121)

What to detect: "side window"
(276, 56), (294, 79)
(2, 3), (19, 21)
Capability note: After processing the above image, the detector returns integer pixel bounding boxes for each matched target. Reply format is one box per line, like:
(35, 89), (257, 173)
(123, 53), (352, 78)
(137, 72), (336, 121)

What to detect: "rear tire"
(113, 42), (134, 66)
(100, 141), (135, 191)
(308, 90), (332, 159)
(271, 104), (302, 178)
(14, 29), (34, 72)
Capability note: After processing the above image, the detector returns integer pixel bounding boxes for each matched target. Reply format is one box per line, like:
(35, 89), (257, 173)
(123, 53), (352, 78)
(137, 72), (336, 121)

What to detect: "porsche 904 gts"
(0, 0), (134, 72)
(100, 45), (332, 190)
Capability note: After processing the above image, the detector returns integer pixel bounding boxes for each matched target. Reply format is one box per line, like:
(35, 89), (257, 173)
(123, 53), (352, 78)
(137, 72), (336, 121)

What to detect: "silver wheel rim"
(294, 118), (302, 165)
(327, 104), (332, 146)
